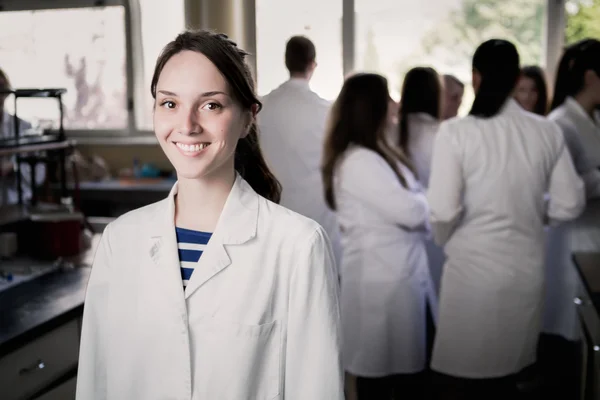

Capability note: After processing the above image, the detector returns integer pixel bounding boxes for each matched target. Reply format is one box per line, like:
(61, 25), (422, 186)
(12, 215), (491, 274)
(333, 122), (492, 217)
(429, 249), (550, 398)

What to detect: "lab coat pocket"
(193, 318), (281, 400)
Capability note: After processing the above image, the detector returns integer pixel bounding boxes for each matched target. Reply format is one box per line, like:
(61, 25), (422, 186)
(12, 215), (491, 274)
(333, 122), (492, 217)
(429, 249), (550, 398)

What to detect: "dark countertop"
(572, 199), (600, 323)
(0, 266), (91, 358)
(574, 252), (600, 308)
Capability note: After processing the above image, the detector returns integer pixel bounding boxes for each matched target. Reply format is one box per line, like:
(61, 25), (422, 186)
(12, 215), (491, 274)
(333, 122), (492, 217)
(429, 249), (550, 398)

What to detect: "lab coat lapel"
(147, 183), (188, 312)
(183, 174), (259, 299)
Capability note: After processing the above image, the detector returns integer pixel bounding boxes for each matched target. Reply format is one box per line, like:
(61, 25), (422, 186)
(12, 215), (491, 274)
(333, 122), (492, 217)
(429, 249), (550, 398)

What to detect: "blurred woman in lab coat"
(76, 30), (344, 400)
(0, 67), (46, 205)
(513, 65), (549, 116)
(322, 73), (431, 399)
(538, 38), (600, 398)
(397, 66), (444, 322)
(427, 39), (586, 400)
(398, 66), (443, 189)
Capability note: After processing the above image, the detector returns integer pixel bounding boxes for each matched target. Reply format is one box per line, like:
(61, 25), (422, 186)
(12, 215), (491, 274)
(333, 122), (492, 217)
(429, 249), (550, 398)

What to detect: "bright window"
(137, 0), (185, 130)
(0, 6), (127, 130)
(355, 0), (547, 114)
(255, 0), (344, 101)
(565, 0), (600, 44)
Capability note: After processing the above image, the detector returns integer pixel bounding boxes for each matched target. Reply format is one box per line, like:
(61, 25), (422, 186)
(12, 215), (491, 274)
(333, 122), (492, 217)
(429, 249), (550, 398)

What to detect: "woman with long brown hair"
(322, 73), (431, 399)
(397, 66), (443, 189)
(76, 30), (344, 399)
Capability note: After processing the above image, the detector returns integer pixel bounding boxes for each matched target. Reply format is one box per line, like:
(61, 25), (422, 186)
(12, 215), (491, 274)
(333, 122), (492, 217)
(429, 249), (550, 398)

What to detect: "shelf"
(0, 88), (67, 98)
(0, 203), (71, 227)
(0, 140), (74, 157)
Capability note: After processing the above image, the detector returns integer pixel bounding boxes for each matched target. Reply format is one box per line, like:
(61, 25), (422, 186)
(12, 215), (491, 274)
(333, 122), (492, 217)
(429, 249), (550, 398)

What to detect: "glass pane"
(137, 0), (185, 131)
(0, 6), (128, 130)
(565, 0), (600, 45)
(256, 0), (343, 101)
(355, 0), (547, 114)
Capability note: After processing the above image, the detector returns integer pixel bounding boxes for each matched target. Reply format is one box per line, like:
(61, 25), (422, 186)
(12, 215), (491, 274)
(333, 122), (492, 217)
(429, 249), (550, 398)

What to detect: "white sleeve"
(338, 150), (429, 229)
(547, 138), (586, 222)
(284, 227), (344, 400)
(76, 225), (112, 400)
(426, 124), (464, 246)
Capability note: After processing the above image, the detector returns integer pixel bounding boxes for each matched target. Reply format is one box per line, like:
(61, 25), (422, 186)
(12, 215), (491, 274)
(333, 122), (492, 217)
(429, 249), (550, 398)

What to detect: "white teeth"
(176, 142), (209, 152)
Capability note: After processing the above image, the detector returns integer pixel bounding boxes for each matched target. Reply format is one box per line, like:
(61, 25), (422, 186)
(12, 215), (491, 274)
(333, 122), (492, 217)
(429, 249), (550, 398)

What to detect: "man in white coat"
(258, 36), (342, 265)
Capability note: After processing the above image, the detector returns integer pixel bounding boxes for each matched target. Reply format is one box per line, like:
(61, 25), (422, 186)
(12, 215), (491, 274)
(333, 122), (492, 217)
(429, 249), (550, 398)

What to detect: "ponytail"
(469, 39), (520, 118)
(235, 124), (282, 204)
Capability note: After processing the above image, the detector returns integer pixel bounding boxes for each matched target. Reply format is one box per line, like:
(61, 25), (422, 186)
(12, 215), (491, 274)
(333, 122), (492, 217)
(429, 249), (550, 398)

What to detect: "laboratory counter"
(0, 266), (90, 358)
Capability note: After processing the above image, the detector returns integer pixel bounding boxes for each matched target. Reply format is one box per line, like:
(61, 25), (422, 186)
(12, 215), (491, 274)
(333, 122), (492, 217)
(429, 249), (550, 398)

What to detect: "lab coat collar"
(283, 77), (311, 90)
(502, 98), (524, 115)
(565, 96), (600, 127)
(409, 112), (438, 123)
(148, 173), (259, 299)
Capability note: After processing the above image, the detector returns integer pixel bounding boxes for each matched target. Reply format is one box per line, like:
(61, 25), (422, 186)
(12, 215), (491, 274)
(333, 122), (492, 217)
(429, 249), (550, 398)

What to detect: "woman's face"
(153, 50), (251, 182)
(514, 76), (539, 113)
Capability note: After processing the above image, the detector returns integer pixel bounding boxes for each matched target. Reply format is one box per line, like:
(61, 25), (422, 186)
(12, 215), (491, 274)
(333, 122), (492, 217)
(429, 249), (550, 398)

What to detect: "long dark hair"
(151, 30), (281, 203)
(550, 39), (600, 111)
(469, 39), (520, 118)
(398, 67), (442, 156)
(322, 73), (414, 210)
(519, 65), (549, 116)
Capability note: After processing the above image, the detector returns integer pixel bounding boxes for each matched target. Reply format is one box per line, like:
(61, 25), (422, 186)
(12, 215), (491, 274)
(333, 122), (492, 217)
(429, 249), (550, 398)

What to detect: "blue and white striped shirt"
(175, 227), (212, 288)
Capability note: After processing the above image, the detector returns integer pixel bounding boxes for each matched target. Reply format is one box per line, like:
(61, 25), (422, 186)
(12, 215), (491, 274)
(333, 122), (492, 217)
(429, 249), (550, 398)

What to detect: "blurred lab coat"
(405, 113), (445, 301)
(258, 79), (342, 266)
(544, 97), (600, 341)
(333, 146), (432, 376)
(427, 99), (585, 378)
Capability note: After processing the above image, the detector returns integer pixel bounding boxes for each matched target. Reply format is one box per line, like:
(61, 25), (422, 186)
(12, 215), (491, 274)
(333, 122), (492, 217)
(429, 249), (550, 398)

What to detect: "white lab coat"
(1, 111), (46, 205)
(333, 146), (432, 377)
(543, 97), (600, 341)
(405, 113), (445, 303)
(76, 174), (344, 400)
(258, 79), (342, 266)
(427, 99), (585, 378)
(406, 112), (440, 189)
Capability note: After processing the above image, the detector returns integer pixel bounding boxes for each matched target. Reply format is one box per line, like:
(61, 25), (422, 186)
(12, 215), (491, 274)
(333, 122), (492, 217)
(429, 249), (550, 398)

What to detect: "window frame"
(4, 0), (566, 140)
(0, 0), (149, 142)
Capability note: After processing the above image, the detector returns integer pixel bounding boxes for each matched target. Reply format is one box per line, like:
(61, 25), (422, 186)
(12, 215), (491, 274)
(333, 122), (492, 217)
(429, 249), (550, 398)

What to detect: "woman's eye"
(203, 102), (222, 111)
(161, 100), (176, 109)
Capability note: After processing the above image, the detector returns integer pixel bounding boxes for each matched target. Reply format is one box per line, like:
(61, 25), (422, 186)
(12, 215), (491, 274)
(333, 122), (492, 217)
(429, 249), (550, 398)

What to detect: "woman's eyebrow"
(157, 89), (229, 98)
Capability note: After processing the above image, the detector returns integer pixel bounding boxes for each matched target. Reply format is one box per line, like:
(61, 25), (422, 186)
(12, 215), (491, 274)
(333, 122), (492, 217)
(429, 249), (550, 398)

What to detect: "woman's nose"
(178, 108), (202, 135)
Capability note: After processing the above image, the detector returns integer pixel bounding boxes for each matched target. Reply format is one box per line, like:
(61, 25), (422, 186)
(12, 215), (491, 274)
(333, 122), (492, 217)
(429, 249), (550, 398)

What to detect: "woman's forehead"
(157, 50), (229, 94)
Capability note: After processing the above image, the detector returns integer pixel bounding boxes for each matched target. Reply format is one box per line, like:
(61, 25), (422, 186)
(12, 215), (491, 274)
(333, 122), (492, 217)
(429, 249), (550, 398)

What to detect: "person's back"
(427, 40), (584, 389)
(440, 101), (572, 286)
(258, 36), (341, 263)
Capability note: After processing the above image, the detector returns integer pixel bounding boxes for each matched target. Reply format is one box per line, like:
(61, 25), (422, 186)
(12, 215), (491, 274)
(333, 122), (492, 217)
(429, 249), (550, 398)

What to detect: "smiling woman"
(75, 29), (344, 400)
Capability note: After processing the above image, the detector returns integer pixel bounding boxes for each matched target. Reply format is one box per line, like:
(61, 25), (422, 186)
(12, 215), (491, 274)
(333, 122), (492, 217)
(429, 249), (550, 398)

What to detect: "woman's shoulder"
(258, 196), (324, 239)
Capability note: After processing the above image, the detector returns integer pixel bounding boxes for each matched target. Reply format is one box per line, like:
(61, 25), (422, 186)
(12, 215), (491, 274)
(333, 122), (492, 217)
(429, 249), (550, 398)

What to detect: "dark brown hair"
(151, 30), (281, 203)
(322, 73), (415, 210)
(520, 65), (549, 116)
(398, 67), (442, 156)
(285, 36), (316, 74)
(470, 39), (520, 118)
(551, 39), (600, 111)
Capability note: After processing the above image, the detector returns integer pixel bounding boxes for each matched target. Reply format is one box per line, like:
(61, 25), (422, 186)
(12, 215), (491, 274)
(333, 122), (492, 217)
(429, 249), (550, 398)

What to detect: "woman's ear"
(241, 104), (259, 139)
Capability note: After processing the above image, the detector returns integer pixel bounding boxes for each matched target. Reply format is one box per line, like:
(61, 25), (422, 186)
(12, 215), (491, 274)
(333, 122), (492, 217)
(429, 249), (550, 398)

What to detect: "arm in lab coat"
(547, 139), (586, 222)
(426, 124), (464, 246)
(76, 225), (112, 400)
(554, 119), (600, 199)
(285, 227), (344, 400)
(339, 149), (429, 229)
